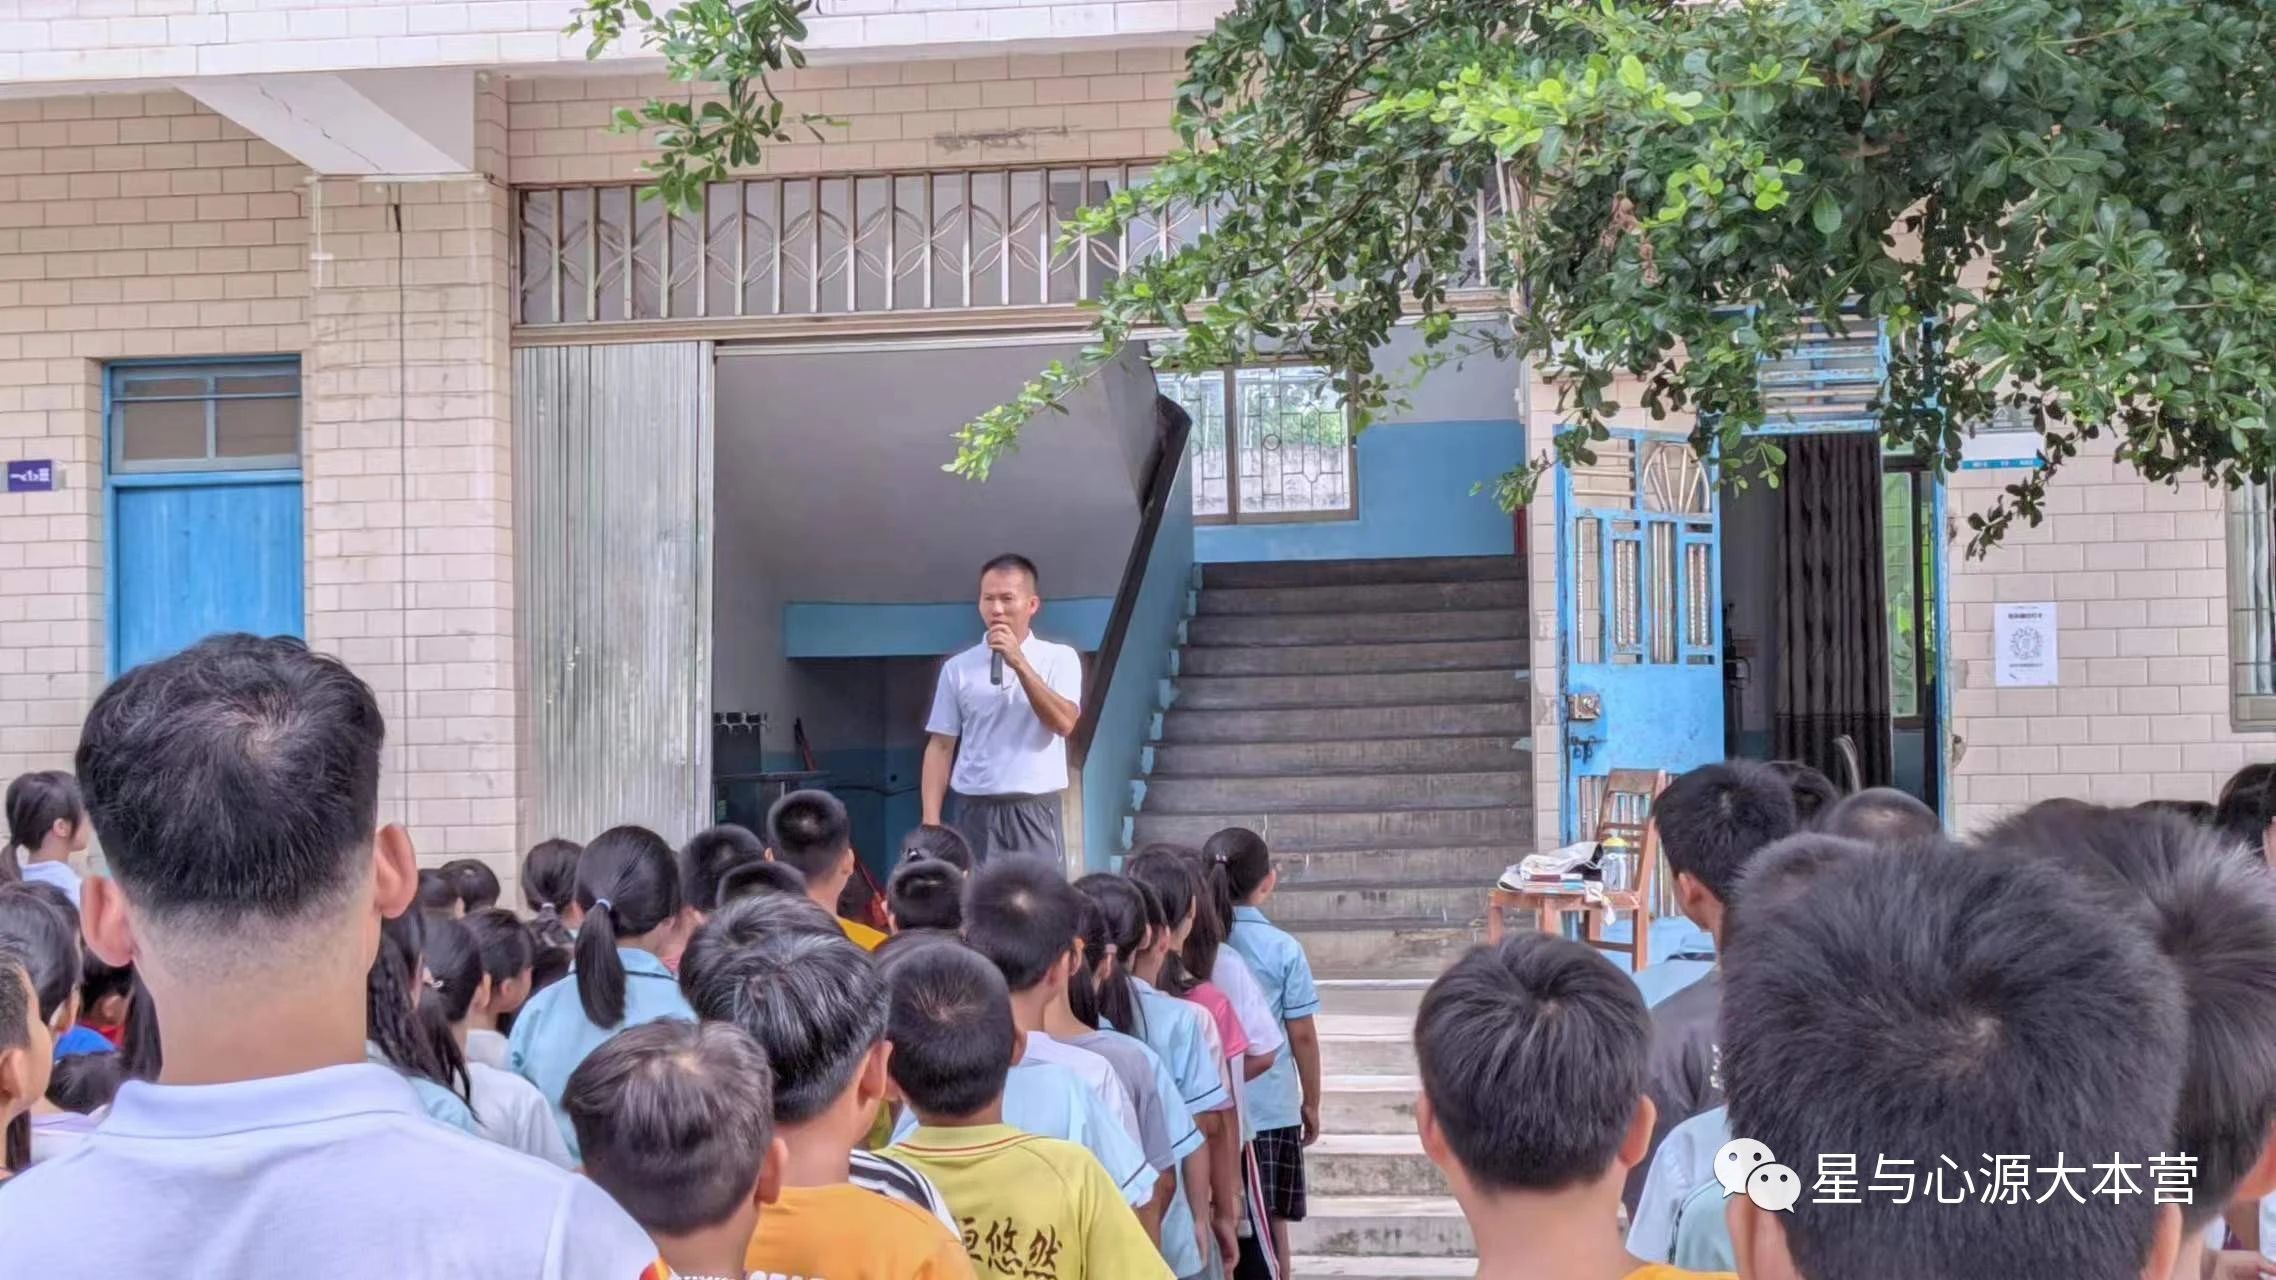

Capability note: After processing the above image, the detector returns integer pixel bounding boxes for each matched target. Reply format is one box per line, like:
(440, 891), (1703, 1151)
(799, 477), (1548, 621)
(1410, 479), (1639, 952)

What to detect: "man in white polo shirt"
(0, 634), (657, 1280)
(921, 553), (1083, 866)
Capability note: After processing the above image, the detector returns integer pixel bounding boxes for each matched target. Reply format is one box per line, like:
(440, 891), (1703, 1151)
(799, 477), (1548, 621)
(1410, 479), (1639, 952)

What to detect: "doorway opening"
(1720, 433), (1940, 808)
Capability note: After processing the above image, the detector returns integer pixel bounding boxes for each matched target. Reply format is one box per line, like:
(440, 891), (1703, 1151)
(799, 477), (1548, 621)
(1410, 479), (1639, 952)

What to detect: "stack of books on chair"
(1498, 840), (1601, 894)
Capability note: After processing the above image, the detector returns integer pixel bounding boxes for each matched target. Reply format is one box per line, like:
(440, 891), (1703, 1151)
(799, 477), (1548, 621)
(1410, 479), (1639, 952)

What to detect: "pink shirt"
(1184, 981), (1249, 1061)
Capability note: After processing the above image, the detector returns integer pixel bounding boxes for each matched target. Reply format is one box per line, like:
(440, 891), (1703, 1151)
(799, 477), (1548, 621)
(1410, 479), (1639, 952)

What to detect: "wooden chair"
(1486, 768), (1667, 972)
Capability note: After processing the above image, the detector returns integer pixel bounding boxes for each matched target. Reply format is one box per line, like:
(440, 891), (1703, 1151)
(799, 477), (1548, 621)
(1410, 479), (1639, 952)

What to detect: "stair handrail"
(1071, 393), (1194, 762)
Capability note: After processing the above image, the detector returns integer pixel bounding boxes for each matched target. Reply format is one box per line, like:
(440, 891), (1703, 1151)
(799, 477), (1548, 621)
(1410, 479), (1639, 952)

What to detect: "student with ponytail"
(421, 918), (572, 1167)
(509, 824), (693, 1158)
(519, 837), (583, 947)
(1206, 827), (1322, 1280)
(364, 908), (475, 1134)
(458, 908), (538, 1066)
(1069, 887), (1211, 1279)
(6, 771), (88, 904)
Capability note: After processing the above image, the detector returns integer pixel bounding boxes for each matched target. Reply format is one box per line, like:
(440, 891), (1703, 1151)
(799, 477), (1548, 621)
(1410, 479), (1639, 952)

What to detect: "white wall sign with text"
(1994, 602), (2058, 687)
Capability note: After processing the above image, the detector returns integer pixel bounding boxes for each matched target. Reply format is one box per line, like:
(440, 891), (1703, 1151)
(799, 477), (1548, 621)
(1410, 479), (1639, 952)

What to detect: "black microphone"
(991, 650), (1005, 686)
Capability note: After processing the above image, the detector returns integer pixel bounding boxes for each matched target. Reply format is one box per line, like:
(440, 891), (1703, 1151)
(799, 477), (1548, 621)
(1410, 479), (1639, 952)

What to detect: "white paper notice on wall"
(1994, 602), (2059, 687)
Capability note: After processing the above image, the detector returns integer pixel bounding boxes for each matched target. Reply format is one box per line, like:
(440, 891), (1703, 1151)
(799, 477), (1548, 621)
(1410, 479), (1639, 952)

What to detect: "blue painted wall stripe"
(1195, 419), (1523, 564)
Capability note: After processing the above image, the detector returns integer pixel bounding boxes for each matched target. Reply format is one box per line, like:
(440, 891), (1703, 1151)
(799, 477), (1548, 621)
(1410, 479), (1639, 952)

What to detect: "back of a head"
(2217, 763), (2276, 854)
(1767, 759), (1842, 827)
(522, 837), (582, 913)
(0, 884), (80, 1026)
(461, 907), (537, 987)
(45, 1048), (123, 1114)
(715, 859), (807, 910)
(888, 858), (964, 933)
(1415, 934), (1649, 1193)
(686, 892), (842, 959)
(767, 789), (852, 881)
(368, 908), (467, 1101)
(1652, 760), (1798, 903)
(74, 634), (383, 939)
(564, 1019), (775, 1238)
(899, 823), (975, 873)
(963, 857), (1081, 991)
(1200, 826), (1273, 902)
(438, 858), (501, 913)
(1997, 803), (2276, 1226)
(1723, 832), (1877, 948)
(0, 940), (32, 1168)
(2137, 798), (2218, 828)
(681, 825), (767, 917)
(680, 917), (885, 1123)
(1123, 846), (1198, 946)
(1072, 873), (1148, 1033)
(881, 940), (1014, 1119)
(1817, 787), (1940, 845)
(1722, 841), (2185, 1280)
(4, 769), (81, 861)
(572, 825), (684, 1028)
(415, 868), (461, 919)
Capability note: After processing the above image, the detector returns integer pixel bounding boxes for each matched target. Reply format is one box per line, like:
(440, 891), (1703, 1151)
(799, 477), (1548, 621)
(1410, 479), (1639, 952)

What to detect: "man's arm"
(920, 733), (957, 826)
(989, 625), (1080, 738)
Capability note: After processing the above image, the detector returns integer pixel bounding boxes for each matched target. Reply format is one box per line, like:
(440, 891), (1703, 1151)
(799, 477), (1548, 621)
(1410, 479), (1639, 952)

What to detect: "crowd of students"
(8, 632), (2276, 1280)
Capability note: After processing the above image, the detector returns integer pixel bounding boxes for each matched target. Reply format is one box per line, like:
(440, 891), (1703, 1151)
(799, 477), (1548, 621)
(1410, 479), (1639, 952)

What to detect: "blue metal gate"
(1557, 431), (1723, 840)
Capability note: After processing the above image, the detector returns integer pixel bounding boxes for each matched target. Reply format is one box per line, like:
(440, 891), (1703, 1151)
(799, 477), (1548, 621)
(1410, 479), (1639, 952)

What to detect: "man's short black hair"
(1416, 934), (1650, 1192)
(889, 858), (964, 934)
(437, 858), (501, 912)
(1651, 760), (1798, 904)
(681, 912), (886, 1125)
(2217, 763), (2276, 854)
(1766, 760), (1842, 827)
(76, 634), (384, 929)
(1817, 787), (1940, 845)
(1994, 802), (2276, 1228)
(767, 789), (852, 880)
(979, 553), (1040, 593)
(716, 859), (807, 909)
(881, 941), (1013, 1119)
(1723, 841), (2185, 1280)
(900, 823), (974, 873)
(681, 824), (768, 915)
(564, 1020), (775, 1237)
(963, 856), (1081, 992)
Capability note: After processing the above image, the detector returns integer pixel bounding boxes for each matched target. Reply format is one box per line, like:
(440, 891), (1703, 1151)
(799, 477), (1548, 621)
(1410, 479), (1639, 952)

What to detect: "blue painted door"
(113, 476), (303, 674)
(1557, 432), (1723, 840)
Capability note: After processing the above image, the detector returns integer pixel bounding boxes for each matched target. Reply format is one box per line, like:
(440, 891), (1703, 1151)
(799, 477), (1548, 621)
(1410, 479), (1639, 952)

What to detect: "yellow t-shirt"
(1626, 1267), (1737, 1280)
(840, 916), (887, 951)
(888, 1124), (1172, 1280)
(746, 1183), (974, 1280)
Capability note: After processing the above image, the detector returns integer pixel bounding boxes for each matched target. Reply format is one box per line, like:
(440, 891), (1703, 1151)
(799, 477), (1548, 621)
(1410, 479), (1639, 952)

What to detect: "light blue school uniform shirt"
(364, 1040), (477, 1135)
(891, 1056), (1156, 1208)
(508, 946), (695, 1157)
(1626, 1104), (1726, 1262)
(0, 1062), (657, 1280)
(1120, 977), (1234, 1280)
(21, 858), (82, 908)
(1075, 1026), (1208, 1276)
(1226, 905), (1320, 1134)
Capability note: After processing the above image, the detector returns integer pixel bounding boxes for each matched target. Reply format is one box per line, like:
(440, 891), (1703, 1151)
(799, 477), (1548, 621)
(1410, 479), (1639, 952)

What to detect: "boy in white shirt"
(0, 635), (656, 1279)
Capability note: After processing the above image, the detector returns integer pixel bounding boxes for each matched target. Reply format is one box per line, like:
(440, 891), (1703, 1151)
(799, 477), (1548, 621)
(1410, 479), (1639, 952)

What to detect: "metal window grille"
(1158, 365), (1355, 523)
(2230, 481), (2276, 725)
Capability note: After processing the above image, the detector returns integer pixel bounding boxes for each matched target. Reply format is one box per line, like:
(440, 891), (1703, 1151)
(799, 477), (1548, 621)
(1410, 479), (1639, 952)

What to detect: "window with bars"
(1156, 365), (1355, 523)
(2228, 482), (2276, 727)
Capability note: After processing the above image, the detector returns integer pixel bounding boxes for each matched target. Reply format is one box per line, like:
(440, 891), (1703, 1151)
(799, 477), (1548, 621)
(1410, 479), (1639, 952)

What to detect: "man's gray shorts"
(949, 790), (1065, 867)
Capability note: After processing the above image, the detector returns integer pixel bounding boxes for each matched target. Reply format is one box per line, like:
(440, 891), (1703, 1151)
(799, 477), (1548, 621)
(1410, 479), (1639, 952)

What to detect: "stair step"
(1161, 701), (1529, 744)
(1275, 845), (1518, 886)
(1285, 919), (1486, 979)
(1144, 771), (1528, 815)
(1292, 1196), (1472, 1258)
(1292, 1256), (1477, 1279)
(1174, 669), (1524, 711)
(1315, 982), (1430, 1019)
(1317, 1016), (1424, 1075)
(1187, 609), (1524, 647)
(1306, 1133), (1447, 1197)
(1201, 555), (1523, 589)
(1321, 1074), (1423, 1135)
(1153, 736), (1529, 779)
(1133, 806), (1531, 850)
(1270, 880), (1488, 927)
(1198, 579), (1525, 617)
(1181, 637), (1528, 678)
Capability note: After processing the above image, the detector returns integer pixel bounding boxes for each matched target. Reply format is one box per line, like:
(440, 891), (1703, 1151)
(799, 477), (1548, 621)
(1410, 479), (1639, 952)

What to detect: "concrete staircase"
(1130, 555), (1532, 977)
(1291, 981), (1472, 1278)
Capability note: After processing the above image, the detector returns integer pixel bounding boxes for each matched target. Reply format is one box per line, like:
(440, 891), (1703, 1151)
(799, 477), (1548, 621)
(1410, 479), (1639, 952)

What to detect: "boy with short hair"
(679, 823), (768, 923)
(1416, 933), (1729, 1280)
(437, 857), (502, 913)
(1721, 839), (2188, 1280)
(0, 634), (655, 1277)
(768, 789), (887, 949)
(884, 943), (1170, 1280)
(1626, 760), (1797, 1209)
(564, 1019), (786, 1280)
(1814, 787), (1940, 845)
(677, 905), (970, 1276)
(890, 857), (965, 934)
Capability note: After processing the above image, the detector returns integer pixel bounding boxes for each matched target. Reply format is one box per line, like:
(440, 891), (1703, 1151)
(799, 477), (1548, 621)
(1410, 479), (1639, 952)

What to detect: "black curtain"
(1774, 432), (1892, 788)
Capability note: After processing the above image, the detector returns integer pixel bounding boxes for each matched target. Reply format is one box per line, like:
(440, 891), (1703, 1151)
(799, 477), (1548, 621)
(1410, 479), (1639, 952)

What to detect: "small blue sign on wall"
(6, 460), (54, 493)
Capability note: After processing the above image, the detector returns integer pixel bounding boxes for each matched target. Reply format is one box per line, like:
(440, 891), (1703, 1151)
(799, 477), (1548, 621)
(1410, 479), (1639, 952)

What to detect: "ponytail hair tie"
(593, 897), (613, 914)
(1210, 850), (1230, 866)
(538, 901), (558, 915)
(423, 974), (445, 992)
(1102, 943), (1119, 960)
